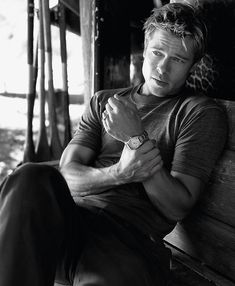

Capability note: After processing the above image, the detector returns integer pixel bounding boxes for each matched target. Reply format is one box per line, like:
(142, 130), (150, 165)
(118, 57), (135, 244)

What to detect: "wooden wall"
(165, 100), (235, 282)
(164, 2), (235, 280)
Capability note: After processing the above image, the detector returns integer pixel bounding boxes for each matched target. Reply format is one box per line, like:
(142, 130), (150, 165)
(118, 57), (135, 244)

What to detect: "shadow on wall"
(196, 0), (235, 100)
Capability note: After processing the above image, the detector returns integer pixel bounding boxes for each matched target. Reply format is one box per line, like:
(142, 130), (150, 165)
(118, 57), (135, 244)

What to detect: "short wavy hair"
(143, 3), (207, 62)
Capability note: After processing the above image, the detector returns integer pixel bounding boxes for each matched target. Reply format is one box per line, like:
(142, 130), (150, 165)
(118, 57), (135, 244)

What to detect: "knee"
(2, 163), (66, 203)
(12, 162), (65, 187)
(13, 162), (57, 180)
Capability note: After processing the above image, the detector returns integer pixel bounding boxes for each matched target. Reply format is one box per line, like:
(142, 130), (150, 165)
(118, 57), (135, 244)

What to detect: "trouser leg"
(0, 163), (76, 286)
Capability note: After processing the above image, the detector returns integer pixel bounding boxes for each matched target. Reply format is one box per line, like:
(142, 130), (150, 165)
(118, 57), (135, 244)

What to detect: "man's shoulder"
(179, 91), (224, 114)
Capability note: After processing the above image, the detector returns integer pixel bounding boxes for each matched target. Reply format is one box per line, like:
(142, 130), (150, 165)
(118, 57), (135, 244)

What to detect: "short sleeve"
(69, 92), (102, 152)
(171, 106), (228, 183)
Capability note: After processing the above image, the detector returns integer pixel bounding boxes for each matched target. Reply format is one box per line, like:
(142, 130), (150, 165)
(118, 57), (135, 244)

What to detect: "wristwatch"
(126, 130), (149, 150)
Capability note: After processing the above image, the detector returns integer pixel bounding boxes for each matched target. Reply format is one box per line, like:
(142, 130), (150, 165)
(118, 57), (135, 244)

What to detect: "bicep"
(172, 107), (227, 183)
(171, 170), (205, 205)
(60, 144), (97, 168)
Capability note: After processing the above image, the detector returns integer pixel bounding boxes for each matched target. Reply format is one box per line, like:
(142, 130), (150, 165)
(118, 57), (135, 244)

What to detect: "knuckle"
(156, 153), (162, 160)
(114, 94), (121, 100)
(108, 97), (113, 103)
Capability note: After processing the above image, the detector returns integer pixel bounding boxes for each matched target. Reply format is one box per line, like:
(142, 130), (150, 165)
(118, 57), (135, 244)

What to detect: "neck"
(131, 84), (163, 106)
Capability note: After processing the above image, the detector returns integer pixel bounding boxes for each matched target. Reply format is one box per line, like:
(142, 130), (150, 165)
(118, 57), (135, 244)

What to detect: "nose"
(156, 58), (169, 75)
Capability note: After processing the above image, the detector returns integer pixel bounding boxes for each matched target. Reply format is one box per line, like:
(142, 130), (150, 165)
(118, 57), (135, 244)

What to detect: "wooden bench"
(165, 99), (235, 286)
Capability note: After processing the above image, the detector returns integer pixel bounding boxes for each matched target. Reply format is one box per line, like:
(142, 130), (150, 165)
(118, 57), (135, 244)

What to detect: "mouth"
(152, 77), (168, 87)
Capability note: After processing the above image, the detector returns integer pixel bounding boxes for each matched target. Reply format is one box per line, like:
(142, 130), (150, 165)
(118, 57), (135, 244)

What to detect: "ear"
(143, 48), (146, 58)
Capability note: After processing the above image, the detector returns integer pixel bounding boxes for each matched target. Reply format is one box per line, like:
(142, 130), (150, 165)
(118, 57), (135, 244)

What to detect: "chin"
(150, 87), (168, 97)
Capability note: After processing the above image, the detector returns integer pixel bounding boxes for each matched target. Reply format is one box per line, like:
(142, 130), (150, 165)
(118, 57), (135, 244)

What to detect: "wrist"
(125, 130), (149, 150)
(108, 163), (128, 185)
(109, 161), (133, 185)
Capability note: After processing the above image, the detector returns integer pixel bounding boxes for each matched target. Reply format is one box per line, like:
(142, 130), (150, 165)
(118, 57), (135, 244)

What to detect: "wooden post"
(35, 0), (51, 161)
(23, 0), (36, 162)
(79, 0), (96, 106)
(79, 0), (130, 106)
(59, 1), (71, 147)
(41, 0), (63, 159)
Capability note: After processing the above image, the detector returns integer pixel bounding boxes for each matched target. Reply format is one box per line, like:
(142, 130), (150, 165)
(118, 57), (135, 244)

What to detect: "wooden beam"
(79, 0), (96, 105)
(59, 1), (72, 147)
(24, 0), (36, 162)
(35, 0), (51, 162)
(42, 0), (63, 159)
(60, 0), (79, 17)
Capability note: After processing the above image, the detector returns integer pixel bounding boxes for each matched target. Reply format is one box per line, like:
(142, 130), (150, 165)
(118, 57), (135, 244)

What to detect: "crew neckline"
(129, 84), (185, 107)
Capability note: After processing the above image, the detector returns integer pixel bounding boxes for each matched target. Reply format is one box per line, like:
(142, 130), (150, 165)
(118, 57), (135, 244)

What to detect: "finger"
(105, 102), (113, 116)
(143, 154), (162, 170)
(138, 139), (158, 153)
(148, 146), (161, 158)
(149, 160), (163, 174)
(114, 93), (122, 100)
(102, 110), (108, 120)
(141, 161), (163, 181)
(114, 93), (127, 101)
(102, 113), (110, 132)
(107, 96), (123, 110)
(114, 93), (137, 111)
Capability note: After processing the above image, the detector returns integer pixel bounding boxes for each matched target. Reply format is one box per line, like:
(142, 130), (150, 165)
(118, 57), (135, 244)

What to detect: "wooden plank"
(165, 214), (235, 281)
(169, 260), (216, 286)
(193, 150), (235, 227)
(216, 99), (235, 151)
(167, 244), (235, 286)
(60, 0), (79, 16)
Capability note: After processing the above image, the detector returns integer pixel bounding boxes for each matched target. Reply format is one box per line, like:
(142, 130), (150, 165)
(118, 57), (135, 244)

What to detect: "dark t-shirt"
(69, 84), (227, 239)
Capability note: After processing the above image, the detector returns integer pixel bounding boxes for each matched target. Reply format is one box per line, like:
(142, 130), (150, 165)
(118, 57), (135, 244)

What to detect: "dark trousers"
(0, 163), (171, 286)
(0, 163), (79, 286)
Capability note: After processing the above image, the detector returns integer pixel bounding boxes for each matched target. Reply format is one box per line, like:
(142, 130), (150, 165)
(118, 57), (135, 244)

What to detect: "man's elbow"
(155, 196), (198, 222)
(159, 206), (189, 222)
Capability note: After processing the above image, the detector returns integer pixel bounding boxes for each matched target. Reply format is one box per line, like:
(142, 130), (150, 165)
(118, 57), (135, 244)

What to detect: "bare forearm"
(143, 167), (194, 221)
(60, 162), (123, 197)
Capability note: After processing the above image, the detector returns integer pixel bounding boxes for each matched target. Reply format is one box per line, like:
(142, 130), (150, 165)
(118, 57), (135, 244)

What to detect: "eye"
(172, 57), (185, 63)
(152, 50), (162, 57)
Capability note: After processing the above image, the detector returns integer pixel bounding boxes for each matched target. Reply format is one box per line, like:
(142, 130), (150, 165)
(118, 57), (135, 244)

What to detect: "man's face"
(142, 29), (196, 97)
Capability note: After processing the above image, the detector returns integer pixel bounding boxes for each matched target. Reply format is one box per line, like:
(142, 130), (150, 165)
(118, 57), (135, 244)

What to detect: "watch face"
(128, 137), (142, 149)
(126, 131), (148, 150)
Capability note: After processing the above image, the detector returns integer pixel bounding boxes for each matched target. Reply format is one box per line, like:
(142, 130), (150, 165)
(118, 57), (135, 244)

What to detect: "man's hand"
(102, 94), (143, 142)
(113, 140), (163, 183)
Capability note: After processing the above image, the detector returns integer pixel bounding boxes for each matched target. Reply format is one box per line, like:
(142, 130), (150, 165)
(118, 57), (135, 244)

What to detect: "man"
(0, 3), (227, 286)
